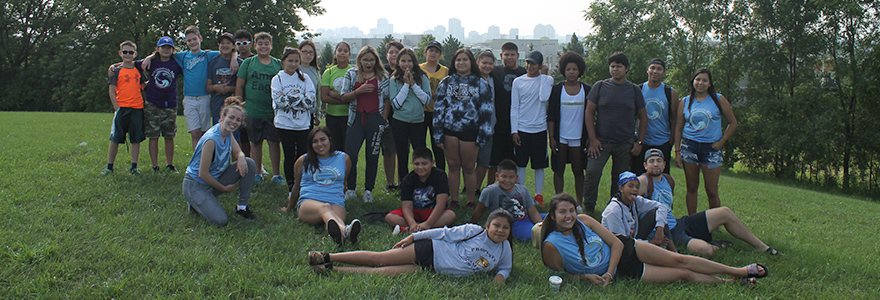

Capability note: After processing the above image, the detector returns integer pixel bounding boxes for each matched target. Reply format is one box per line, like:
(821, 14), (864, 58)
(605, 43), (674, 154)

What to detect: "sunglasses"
(121, 50), (136, 55)
(235, 41), (251, 46)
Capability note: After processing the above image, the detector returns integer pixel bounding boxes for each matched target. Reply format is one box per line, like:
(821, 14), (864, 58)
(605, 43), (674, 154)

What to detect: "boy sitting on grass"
(385, 147), (456, 234)
(102, 40), (145, 176)
(469, 159), (544, 241)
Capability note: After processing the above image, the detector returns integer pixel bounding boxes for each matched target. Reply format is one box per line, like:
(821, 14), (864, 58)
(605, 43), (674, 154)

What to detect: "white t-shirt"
(510, 74), (553, 134)
(559, 84), (585, 140)
(271, 70), (317, 131)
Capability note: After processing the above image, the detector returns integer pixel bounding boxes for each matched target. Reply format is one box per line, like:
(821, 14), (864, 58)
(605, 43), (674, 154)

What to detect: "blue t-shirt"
(137, 58), (182, 108)
(173, 50), (220, 96)
(544, 219), (613, 275)
(642, 82), (671, 145)
(681, 94), (723, 143)
(644, 175), (677, 230)
(299, 151), (347, 208)
(185, 124), (232, 185)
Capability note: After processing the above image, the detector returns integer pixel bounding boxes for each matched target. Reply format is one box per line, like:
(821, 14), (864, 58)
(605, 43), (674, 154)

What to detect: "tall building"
(509, 28), (519, 39)
(448, 18), (464, 41)
(432, 25), (447, 40)
(369, 18), (393, 37)
(533, 24), (556, 39)
(487, 26), (501, 40)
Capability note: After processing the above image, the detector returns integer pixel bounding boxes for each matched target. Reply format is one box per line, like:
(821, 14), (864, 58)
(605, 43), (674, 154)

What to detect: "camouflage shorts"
(144, 101), (177, 138)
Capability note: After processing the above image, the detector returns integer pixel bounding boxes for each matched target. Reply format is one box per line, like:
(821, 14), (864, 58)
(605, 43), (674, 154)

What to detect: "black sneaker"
(130, 168), (141, 176)
(152, 166), (161, 172)
(386, 183), (399, 191)
(236, 208), (257, 219)
(165, 165), (179, 173)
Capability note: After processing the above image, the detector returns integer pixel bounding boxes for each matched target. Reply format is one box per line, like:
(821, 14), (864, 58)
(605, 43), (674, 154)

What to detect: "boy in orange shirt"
(102, 40), (146, 175)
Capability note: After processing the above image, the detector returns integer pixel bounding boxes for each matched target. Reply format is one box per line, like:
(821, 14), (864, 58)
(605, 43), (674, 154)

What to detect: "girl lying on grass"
(308, 209), (514, 285)
(540, 193), (767, 287)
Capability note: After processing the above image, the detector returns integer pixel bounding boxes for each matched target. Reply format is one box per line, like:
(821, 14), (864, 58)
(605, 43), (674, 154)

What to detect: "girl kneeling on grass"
(539, 193), (767, 287)
(281, 127), (359, 247)
(183, 97), (257, 227)
(308, 209), (514, 285)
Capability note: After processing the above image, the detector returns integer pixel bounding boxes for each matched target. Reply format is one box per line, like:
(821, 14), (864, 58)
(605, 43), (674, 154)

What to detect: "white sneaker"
(261, 165), (269, 175)
(392, 224), (410, 236)
(363, 190), (374, 203)
(577, 206), (584, 214)
(345, 190), (357, 200)
(345, 219), (362, 244)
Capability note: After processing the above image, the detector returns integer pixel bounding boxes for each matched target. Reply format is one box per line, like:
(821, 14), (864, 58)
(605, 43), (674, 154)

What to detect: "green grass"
(1, 111), (879, 298)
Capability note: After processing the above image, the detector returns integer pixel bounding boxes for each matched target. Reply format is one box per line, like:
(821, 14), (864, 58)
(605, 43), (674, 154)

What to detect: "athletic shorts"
(381, 123), (397, 154)
(670, 211), (712, 246)
(615, 235), (645, 279)
(477, 135), (494, 167)
(387, 207), (451, 222)
(183, 94), (212, 132)
(514, 131), (549, 169)
(559, 137), (581, 147)
(413, 239), (434, 269)
(109, 107), (145, 144)
(680, 138), (722, 169)
(489, 132), (515, 166)
(551, 143), (585, 173)
(246, 117), (280, 143)
(144, 101), (177, 139)
(443, 128), (478, 142)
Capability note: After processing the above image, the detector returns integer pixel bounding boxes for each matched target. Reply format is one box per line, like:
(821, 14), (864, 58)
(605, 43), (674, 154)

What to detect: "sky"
(299, 0), (596, 39)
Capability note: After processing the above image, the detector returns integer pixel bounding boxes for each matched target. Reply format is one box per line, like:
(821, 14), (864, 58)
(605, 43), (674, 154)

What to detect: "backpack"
(642, 172), (675, 200)
(639, 83), (674, 128)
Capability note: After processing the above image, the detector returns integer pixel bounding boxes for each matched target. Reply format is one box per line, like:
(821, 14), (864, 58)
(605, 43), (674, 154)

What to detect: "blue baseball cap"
(157, 36), (174, 47)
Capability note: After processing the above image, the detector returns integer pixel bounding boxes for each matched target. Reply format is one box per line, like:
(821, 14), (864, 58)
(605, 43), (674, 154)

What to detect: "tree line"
(3, 0), (879, 195)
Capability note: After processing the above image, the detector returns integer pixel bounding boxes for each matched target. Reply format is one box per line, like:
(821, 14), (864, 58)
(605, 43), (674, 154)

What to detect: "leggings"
(391, 118), (427, 182)
(182, 157), (256, 227)
(345, 112), (382, 191)
(325, 115), (348, 152)
(424, 111), (445, 171)
(278, 128), (310, 190)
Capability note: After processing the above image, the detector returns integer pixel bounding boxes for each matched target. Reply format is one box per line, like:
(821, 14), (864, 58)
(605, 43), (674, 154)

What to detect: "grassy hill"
(1, 111), (878, 298)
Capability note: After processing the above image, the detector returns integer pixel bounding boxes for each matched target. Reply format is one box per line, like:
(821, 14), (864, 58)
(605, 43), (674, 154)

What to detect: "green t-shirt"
(321, 65), (353, 117)
(237, 56), (282, 119)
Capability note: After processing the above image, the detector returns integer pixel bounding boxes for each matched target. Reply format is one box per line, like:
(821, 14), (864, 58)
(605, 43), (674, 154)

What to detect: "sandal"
(311, 262), (333, 274)
(327, 219), (344, 246)
(448, 200), (460, 209)
(710, 240), (733, 249)
(740, 277), (757, 288)
(308, 251), (330, 265)
(765, 247), (781, 255)
(744, 263), (768, 278)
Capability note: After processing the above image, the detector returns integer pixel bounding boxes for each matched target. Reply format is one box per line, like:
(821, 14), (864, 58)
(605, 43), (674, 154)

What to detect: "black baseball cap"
(525, 50), (543, 65)
(426, 41), (442, 52)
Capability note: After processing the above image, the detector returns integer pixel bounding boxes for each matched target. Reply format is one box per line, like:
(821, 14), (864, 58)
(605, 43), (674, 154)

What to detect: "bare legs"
(251, 140), (282, 178)
(553, 145), (585, 206)
(326, 246), (420, 275)
(684, 162), (723, 215)
(684, 207), (771, 256)
(444, 136), (478, 205)
(297, 200), (347, 234)
(636, 240), (757, 284)
(148, 137), (175, 168)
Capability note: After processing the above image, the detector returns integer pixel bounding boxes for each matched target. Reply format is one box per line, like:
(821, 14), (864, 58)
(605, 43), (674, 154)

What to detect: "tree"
(319, 41), (335, 70)
(414, 34), (436, 63)
(376, 34), (395, 66)
(563, 33), (585, 56)
(439, 35), (463, 67)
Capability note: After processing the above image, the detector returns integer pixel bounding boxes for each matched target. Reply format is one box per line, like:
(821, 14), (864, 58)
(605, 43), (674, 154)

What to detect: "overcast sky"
(300, 0), (596, 38)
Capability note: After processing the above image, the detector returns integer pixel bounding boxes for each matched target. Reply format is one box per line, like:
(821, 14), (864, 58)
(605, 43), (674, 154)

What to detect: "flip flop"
(744, 263), (768, 278)
(311, 262), (333, 274)
(308, 251), (329, 265)
(710, 240), (733, 249)
(740, 277), (757, 288)
(765, 247), (782, 255)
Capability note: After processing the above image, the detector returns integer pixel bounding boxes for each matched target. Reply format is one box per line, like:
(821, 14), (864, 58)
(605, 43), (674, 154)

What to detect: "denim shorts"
(680, 138), (722, 169)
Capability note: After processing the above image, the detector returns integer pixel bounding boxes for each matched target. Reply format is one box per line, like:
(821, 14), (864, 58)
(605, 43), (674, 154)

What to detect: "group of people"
(104, 24), (781, 288)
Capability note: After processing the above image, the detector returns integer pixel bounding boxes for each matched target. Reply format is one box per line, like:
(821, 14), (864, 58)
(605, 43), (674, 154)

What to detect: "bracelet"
(604, 272), (612, 277)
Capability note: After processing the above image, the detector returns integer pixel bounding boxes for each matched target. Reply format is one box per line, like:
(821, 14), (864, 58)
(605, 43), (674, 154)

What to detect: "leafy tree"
(439, 35), (463, 67)
(414, 34), (436, 63)
(376, 34), (395, 66)
(563, 33), (585, 56)
(319, 41), (335, 70)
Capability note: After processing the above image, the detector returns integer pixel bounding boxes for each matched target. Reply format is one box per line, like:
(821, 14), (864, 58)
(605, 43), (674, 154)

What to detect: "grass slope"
(1, 111), (878, 298)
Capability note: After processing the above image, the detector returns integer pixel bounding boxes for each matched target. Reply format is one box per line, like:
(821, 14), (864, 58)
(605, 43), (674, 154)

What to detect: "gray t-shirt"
(207, 56), (243, 119)
(587, 79), (645, 143)
(478, 183), (534, 221)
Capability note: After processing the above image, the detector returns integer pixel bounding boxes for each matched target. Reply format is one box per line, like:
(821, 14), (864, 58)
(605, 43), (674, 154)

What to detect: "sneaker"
(152, 166), (161, 172)
(345, 219), (362, 244)
(187, 203), (197, 214)
(236, 207), (257, 219)
(261, 165), (269, 175)
(363, 190), (374, 203)
(272, 175), (285, 185)
(129, 168), (141, 176)
(392, 224), (409, 236)
(345, 190), (357, 200)
(254, 174), (264, 185)
(100, 168), (113, 176)
(534, 194), (544, 207)
(385, 183), (399, 191)
(165, 165), (179, 173)
(448, 200), (460, 209)
(327, 219), (343, 246)
(577, 206), (584, 214)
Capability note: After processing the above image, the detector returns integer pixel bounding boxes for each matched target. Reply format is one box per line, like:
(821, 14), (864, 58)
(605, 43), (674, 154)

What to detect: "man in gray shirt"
(583, 52), (648, 215)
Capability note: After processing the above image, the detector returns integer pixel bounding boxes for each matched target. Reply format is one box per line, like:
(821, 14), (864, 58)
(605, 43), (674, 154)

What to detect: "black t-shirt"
(400, 167), (450, 209)
(492, 65), (527, 135)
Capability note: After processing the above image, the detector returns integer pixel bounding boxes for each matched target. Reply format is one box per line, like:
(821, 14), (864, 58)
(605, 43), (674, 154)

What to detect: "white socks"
(517, 167), (527, 185)
(535, 168), (544, 195)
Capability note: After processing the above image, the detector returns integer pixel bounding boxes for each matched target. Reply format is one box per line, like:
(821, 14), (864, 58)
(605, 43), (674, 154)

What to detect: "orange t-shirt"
(110, 66), (144, 109)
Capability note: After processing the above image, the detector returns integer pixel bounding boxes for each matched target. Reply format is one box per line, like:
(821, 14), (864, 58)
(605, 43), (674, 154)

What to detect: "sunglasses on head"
(235, 41), (251, 46)
(121, 50), (135, 55)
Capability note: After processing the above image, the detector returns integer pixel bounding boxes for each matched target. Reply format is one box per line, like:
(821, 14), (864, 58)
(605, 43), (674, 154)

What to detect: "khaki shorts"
(144, 101), (177, 138)
(183, 94), (212, 132)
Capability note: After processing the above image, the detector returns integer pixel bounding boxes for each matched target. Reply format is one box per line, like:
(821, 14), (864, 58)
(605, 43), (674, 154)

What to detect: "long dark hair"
(448, 48), (481, 77)
(298, 40), (318, 68)
(331, 42), (350, 66)
(392, 48), (425, 85)
(303, 126), (335, 174)
(687, 68), (722, 115)
(280, 47), (306, 81)
(541, 193), (588, 267)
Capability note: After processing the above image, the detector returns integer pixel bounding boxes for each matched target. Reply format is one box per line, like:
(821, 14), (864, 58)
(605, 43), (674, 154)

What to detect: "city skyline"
(312, 18), (570, 44)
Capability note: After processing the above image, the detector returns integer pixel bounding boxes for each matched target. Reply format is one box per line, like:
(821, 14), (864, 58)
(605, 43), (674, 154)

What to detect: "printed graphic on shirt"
(413, 185), (436, 209)
(447, 83), (480, 120)
(499, 195), (526, 220)
(151, 67), (177, 89)
(332, 77), (345, 93)
(688, 107), (712, 131)
(464, 247), (496, 271)
(276, 82), (315, 118)
(312, 165), (342, 186)
(502, 74), (517, 92)
(185, 53), (206, 70)
(214, 67), (233, 85)
(580, 235), (608, 267)
(645, 96), (666, 121)
(475, 257), (490, 268)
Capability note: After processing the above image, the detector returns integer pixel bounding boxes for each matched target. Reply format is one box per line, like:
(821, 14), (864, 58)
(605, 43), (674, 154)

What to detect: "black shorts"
(490, 132), (515, 166)
(413, 239), (434, 269)
(109, 107), (145, 144)
(670, 211), (712, 246)
(514, 131), (549, 169)
(246, 117), (280, 143)
(615, 235), (645, 279)
(443, 129), (478, 142)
